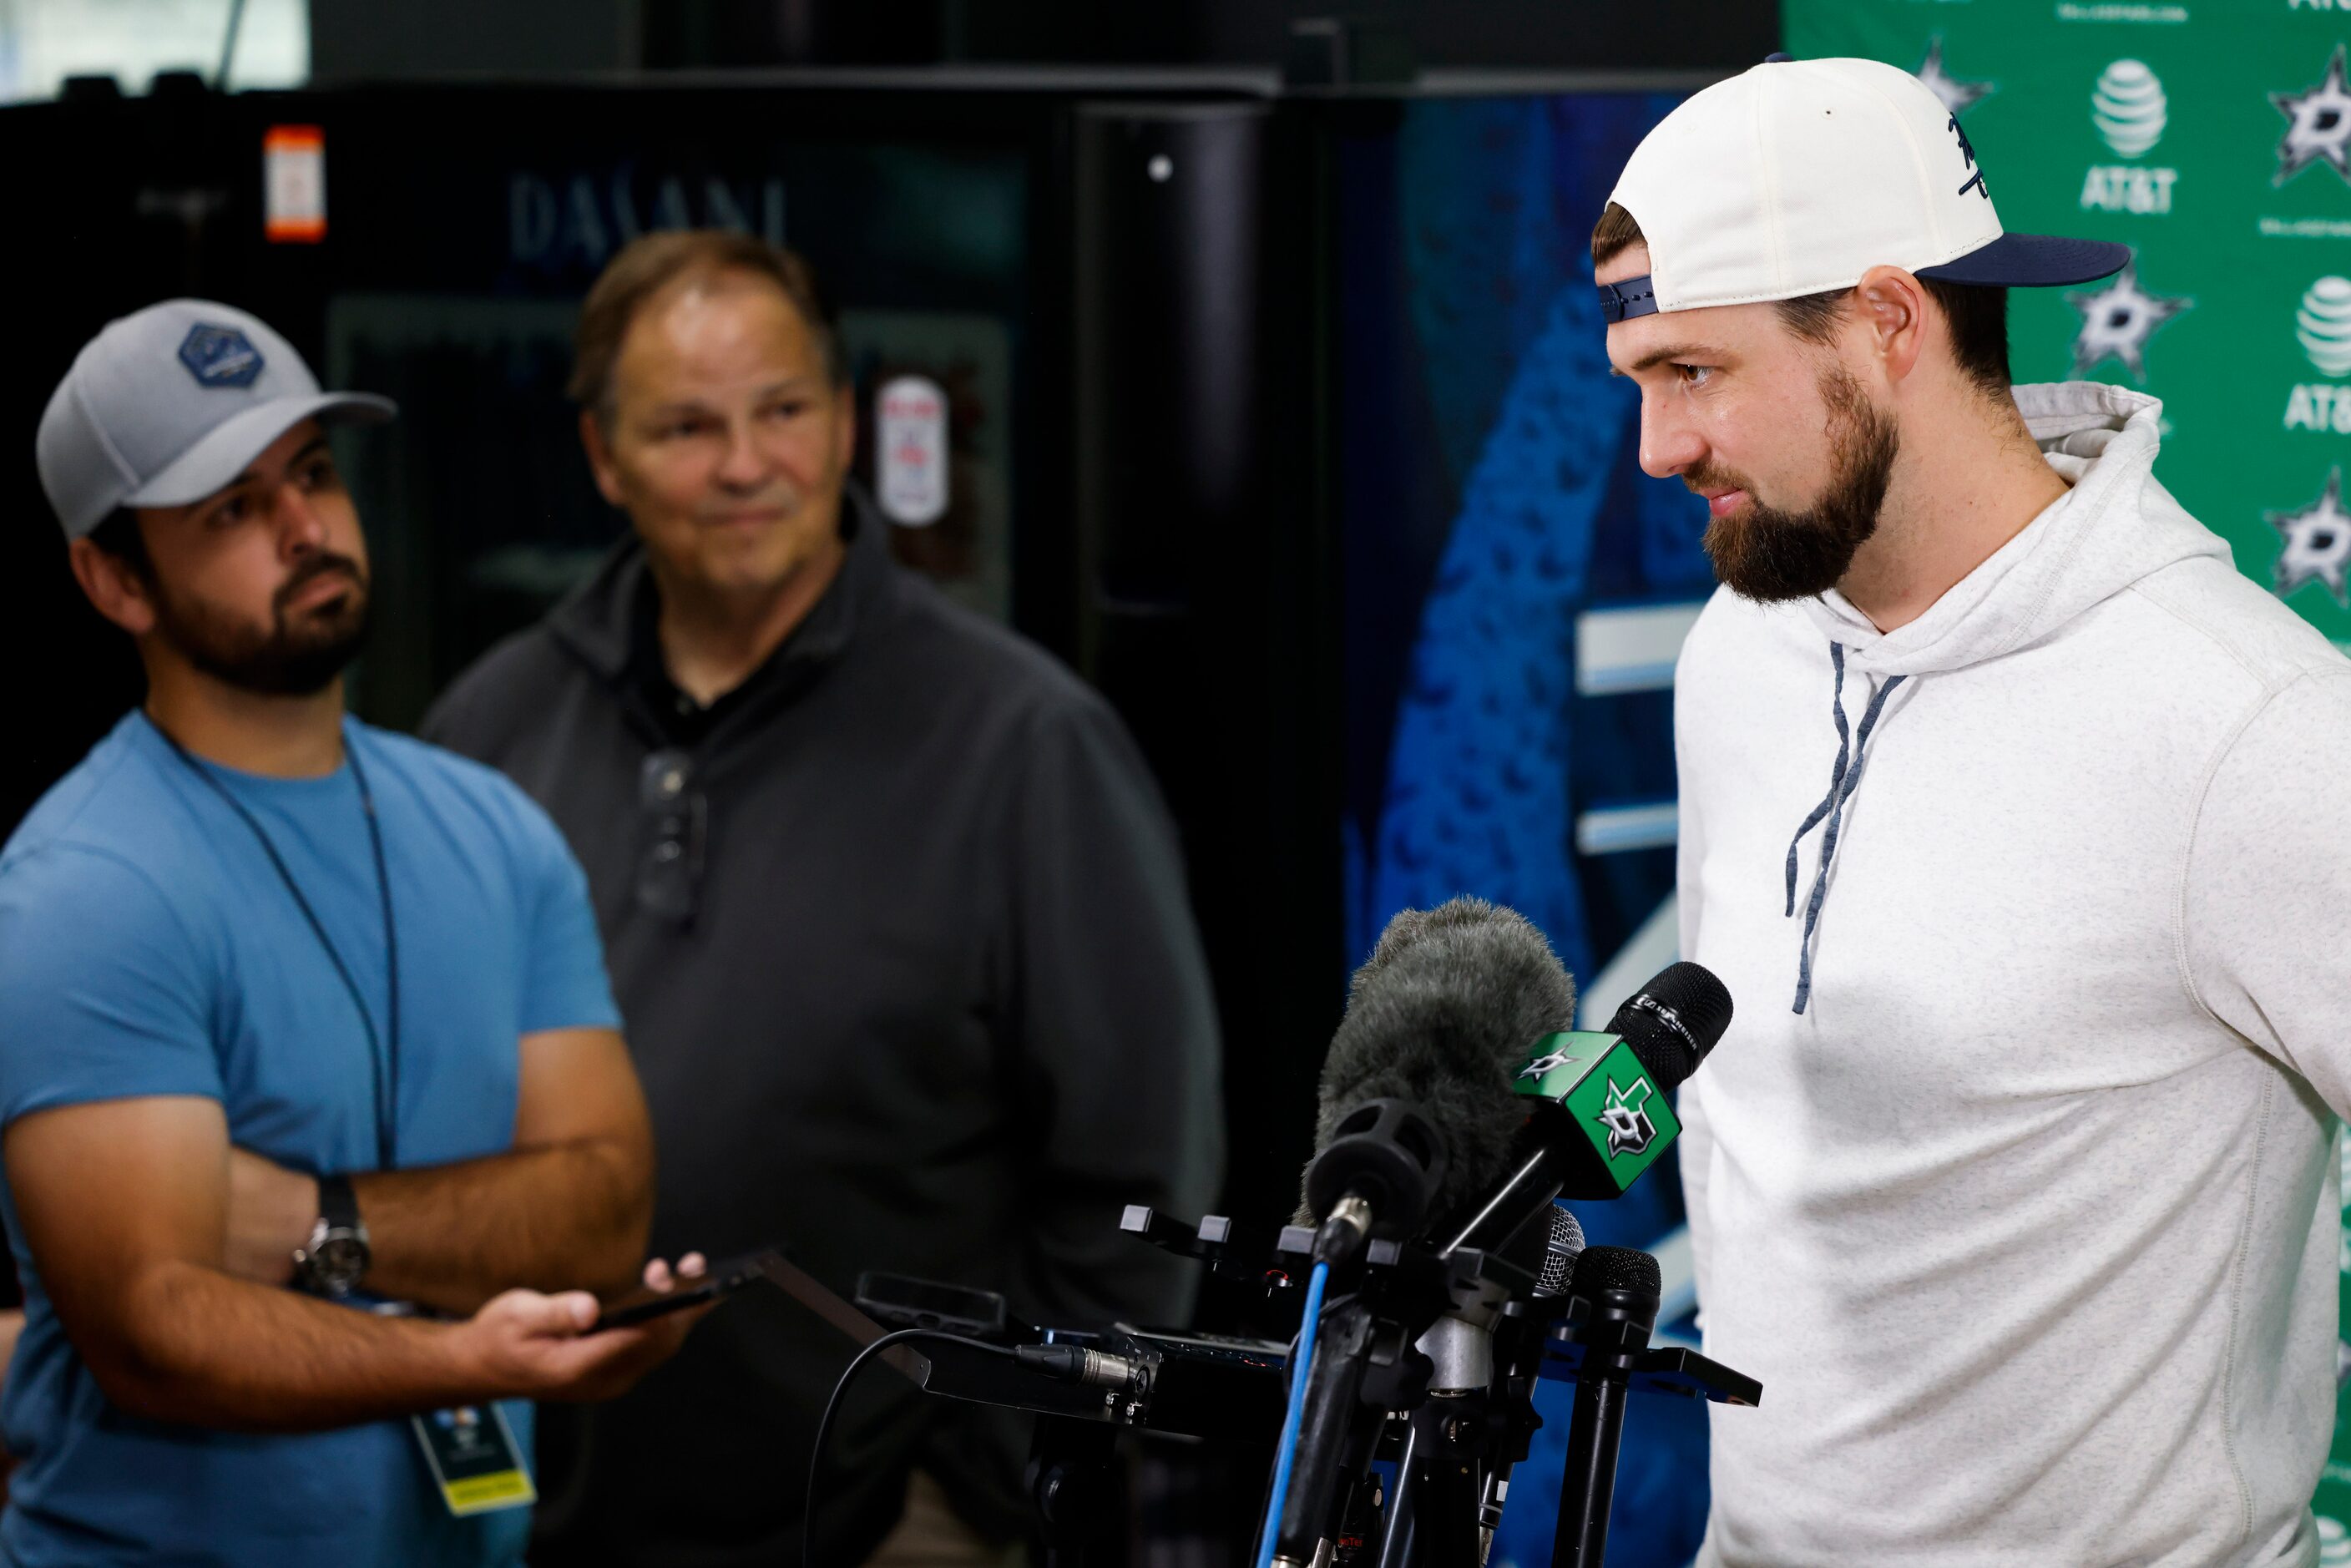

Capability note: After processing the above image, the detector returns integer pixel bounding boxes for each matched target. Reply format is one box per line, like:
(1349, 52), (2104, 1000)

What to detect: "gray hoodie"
(1676, 382), (2346, 1567)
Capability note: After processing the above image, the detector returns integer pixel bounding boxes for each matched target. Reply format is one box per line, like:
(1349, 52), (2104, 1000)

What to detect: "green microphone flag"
(1511, 1031), (1683, 1197)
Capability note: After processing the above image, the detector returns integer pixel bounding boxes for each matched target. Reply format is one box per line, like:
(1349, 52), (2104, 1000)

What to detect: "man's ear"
(1854, 266), (1929, 387)
(579, 408), (627, 509)
(66, 535), (157, 637)
(832, 381), (857, 473)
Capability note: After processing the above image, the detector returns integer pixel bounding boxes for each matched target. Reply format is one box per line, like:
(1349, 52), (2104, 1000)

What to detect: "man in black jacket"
(423, 230), (1224, 1565)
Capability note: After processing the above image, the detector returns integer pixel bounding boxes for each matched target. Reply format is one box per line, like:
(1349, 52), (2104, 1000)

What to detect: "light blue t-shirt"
(0, 711), (621, 1567)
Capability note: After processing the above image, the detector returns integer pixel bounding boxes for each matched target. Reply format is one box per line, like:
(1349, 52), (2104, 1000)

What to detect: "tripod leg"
(1373, 1422), (1420, 1568)
(1030, 1416), (1123, 1568)
(1418, 1406), (1484, 1568)
(1373, 1401), (1487, 1568)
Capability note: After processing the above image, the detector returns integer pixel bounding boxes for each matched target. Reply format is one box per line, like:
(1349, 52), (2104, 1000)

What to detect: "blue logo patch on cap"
(177, 323), (265, 389)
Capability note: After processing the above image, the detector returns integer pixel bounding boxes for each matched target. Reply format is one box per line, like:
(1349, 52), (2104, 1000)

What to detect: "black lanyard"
(156, 720), (402, 1169)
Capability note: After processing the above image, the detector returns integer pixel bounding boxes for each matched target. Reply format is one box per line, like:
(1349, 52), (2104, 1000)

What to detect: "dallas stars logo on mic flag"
(1599, 1075), (1659, 1158)
(1516, 1044), (1585, 1082)
(1513, 1031), (1681, 1192)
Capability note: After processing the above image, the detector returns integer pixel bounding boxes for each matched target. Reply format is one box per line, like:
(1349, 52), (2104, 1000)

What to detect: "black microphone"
(1463, 1206), (1585, 1555)
(1298, 898), (1578, 1262)
(1552, 1246), (1663, 1568)
(1447, 962), (1733, 1255)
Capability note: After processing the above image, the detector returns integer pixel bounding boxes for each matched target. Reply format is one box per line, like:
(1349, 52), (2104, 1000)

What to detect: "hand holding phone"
(592, 1247), (779, 1331)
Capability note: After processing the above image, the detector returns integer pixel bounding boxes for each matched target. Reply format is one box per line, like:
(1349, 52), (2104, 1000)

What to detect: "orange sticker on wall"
(264, 125), (326, 243)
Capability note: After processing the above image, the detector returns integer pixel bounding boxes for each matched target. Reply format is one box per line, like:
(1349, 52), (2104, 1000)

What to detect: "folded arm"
(227, 1027), (655, 1313)
(9, 1093), (679, 1433)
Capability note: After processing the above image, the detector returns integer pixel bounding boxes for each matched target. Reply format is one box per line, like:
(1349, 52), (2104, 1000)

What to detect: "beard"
(1695, 364), (1900, 603)
(150, 551), (373, 697)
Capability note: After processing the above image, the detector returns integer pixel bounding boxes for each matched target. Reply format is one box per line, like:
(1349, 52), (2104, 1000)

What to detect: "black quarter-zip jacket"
(423, 497), (1224, 1565)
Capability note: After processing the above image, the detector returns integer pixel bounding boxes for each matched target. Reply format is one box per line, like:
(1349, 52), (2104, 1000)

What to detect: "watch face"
(310, 1232), (369, 1292)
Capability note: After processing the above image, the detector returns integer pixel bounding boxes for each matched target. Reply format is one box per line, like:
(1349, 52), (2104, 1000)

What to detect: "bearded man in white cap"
(0, 300), (704, 1566)
(1602, 54), (2347, 1568)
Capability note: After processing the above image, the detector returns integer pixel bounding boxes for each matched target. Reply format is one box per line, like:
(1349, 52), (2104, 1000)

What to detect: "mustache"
(275, 553), (365, 613)
(1683, 463), (1757, 498)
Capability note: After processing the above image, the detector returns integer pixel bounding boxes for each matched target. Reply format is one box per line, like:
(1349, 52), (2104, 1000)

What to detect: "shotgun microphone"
(1298, 899), (1578, 1261)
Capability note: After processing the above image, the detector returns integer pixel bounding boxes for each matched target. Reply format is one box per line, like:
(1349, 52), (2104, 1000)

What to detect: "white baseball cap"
(1598, 54), (2127, 324)
(36, 299), (396, 540)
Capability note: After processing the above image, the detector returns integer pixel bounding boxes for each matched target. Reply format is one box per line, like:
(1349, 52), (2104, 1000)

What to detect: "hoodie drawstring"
(1782, 643), (1905, 1015)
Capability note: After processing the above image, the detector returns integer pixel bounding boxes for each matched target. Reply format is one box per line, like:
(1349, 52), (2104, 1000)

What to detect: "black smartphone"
(590, 1247), (780, 1331)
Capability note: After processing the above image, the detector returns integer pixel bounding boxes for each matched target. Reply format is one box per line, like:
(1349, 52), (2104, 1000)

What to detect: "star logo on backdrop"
(1916, 38), (1993, 118)
(2065, 260), (2192, 381)
(1516, 1047), (1582, 1083)
(2268, 469), (2351, 608)
(2273, 45), (2351, 186)
(1595, 1076), (1657, 1159)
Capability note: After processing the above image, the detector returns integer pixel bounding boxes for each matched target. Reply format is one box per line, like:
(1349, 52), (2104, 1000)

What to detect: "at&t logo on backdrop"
(2081, 60), (2178, 214)
(2287, 277), (2351, 433)
(2093, 59), (2165, 155)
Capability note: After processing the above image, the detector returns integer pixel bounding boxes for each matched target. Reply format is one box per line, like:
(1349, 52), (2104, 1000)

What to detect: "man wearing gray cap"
(0, 299), (700, 1565)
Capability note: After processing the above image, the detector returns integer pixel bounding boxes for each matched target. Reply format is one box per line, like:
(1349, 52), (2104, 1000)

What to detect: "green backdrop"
(1784, 0), (2351, 1550)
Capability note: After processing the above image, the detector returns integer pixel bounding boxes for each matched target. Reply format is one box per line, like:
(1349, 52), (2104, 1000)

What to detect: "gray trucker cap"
(35, 299), (396, 540)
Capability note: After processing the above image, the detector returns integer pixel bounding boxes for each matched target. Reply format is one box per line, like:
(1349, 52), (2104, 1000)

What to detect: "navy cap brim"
(1916, 233), (2130, 289)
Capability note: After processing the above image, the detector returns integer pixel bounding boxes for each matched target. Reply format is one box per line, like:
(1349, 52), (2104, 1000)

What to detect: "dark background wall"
(3, 18), (1769, 1555)
(10, 0), (1775, 1257)
(310, 0), (1777, 78)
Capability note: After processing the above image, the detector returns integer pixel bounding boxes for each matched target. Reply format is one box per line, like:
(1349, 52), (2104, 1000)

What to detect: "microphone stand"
(1372, 1254), (1561, 1568)
(1383, 1399), (1484, 1568)
(1550, 1269), (1659, 1568)
(859, 1209), (1761, 1568)
(1271, 1298), (1380, 1566)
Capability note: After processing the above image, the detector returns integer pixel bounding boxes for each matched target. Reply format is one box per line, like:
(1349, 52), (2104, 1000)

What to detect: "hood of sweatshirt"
(1796, 381), (2227, 680)
(1772, 381), (2229, 1013)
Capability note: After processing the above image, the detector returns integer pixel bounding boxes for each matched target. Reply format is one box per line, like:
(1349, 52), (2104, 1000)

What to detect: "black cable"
(346, 742), (402, 1167)
(802, 1328), (1019, 1568)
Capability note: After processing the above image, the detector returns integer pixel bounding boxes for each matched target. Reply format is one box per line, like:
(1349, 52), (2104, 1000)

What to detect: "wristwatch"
(292, 1174), (371, 1297)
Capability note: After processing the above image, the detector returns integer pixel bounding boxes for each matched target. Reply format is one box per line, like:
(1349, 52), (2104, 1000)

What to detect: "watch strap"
(317, 1173), (361, 1234)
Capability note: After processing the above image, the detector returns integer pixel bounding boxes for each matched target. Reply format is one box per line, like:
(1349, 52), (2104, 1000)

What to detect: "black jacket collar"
(546, 486), (892, 745)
